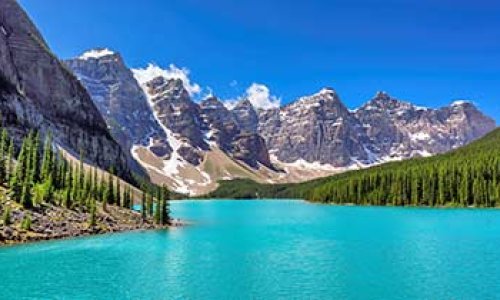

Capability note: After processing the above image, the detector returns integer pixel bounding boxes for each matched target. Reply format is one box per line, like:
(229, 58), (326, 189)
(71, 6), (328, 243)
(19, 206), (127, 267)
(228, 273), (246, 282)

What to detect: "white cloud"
(229, 80), (238, 88)
(79, 48), (115, 60)
(132, 63), (201, 95)
(245, 83), (280, 109)
(222, 83), (281, 110)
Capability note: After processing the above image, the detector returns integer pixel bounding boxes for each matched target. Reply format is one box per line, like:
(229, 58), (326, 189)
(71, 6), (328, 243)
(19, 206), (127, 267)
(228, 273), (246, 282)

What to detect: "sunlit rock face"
(256, 89), (495, 167)
(0, 0), (129, 177)
(66, 50), (167, 149)
(354, 92), (497, 160)
(257, 88), (370, 166)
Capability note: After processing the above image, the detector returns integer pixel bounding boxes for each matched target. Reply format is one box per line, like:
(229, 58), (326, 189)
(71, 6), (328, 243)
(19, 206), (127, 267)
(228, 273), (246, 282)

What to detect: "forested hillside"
(0, 129), (172, 244)
(206, 128), (500, 207)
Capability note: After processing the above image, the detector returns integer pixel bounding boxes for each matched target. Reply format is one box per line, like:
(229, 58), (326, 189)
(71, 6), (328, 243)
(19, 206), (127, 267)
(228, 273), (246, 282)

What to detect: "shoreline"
(0, 218), (186, 247)
(0, 198), (186, 246)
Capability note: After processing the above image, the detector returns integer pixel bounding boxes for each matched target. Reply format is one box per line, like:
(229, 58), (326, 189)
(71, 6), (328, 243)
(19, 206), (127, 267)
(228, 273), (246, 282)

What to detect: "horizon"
(19, 0), (499, 123)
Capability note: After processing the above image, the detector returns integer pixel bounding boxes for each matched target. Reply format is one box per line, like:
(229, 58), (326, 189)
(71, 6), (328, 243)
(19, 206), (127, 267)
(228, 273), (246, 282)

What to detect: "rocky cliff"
(0, 0), (129, 176)
(253, 89), (496, 168)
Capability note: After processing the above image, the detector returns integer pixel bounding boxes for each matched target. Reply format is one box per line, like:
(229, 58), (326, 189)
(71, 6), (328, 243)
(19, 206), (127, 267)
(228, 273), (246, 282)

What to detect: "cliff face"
(0, 0), (128, 176)
(354, 92), (497, 159)
(253, 89), (496, 167)
(65, 50), (167, 149)
(256, 88), (370, 166)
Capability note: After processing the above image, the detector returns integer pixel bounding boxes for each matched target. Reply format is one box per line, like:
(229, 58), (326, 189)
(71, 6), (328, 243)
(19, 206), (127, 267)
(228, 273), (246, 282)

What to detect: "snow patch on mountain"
(451, 100), (472, 106)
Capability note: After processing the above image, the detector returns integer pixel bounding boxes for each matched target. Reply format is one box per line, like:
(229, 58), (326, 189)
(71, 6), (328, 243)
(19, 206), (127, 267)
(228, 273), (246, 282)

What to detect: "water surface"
(1, 200), (500, 299)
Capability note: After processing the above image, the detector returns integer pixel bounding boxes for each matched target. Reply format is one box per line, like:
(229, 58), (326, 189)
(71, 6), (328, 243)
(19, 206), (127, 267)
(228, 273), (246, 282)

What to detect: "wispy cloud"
(132, 63), (201, 95)
(223, 83), (280, 110)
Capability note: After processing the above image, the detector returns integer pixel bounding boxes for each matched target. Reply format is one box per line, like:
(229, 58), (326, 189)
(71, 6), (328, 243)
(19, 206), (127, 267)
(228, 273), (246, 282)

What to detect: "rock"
(257, 88), (369, 166)
(65, 50), (169, 172)
(0, 0), (130, 177)
(231, 99), (259, 133)
(354, 92), (496, 160)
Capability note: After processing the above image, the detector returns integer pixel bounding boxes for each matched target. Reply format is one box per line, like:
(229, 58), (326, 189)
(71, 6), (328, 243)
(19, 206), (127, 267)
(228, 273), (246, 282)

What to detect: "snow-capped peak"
(79, 48), (115, 60)
(317, 87), (336, 97)
(451, 100), (472, 107)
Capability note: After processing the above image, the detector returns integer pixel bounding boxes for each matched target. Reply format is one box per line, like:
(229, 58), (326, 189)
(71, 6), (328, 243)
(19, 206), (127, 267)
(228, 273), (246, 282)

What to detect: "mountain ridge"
(65, 48), (496, 195)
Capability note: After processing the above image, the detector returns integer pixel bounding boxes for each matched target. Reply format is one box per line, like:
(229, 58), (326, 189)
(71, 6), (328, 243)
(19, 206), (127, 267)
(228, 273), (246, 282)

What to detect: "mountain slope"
(65, 50), (167, 149)
(0, 0), (129, 176)
(257, 89), (495, 167)
(65, 48), (495, 195)
(206, 128), (500, 207)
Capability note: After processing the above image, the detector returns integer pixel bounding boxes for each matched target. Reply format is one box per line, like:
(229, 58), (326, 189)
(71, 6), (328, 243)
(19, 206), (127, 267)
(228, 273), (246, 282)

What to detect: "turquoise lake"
(1, 200), (500, 299)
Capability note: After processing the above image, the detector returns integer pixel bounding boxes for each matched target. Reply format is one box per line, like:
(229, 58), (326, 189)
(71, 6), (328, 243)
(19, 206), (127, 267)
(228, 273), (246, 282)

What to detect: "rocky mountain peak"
(450, 100), (476, 110)
(231, 98), (259, 133)
(65, 48), (169, 174)
(359, 92), (424, 114)
(234, 98), (255, 109)
(200, 96), (226, 110)
(289, 87), (344, 111)
(145, 77), (189, 102)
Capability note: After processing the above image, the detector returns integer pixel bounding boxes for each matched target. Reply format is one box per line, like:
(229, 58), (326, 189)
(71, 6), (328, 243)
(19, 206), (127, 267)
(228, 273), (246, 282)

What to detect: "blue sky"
(20, 0), (499, 122)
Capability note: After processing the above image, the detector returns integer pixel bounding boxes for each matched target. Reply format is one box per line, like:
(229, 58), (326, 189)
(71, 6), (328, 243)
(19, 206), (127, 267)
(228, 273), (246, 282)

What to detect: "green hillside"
(205, 128), (500, 207)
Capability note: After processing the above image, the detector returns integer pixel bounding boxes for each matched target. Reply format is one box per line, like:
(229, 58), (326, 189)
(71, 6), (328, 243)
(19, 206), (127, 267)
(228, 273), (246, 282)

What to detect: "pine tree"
(40, 133), (54, 183)
(29, 131), (40, 184)
(71, 162), (80, 208)
(6, 138), (13, 182)
(89, 198), (97, 227)
(10, 135), (30, 203)
(92, 167), (98, 200)
(78, 150), (85, 207)
(116, 178), (121, 207)
(0, 129), (8, 184)
(141, 189), (147, 219)
(161, 186), (170, 225)
(107, 171), (114, 205)
(154, 187), (161, 224)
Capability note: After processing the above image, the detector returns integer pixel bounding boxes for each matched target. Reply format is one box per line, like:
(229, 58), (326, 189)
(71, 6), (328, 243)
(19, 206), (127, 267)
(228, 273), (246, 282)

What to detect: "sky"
(19, 0), (499, 122)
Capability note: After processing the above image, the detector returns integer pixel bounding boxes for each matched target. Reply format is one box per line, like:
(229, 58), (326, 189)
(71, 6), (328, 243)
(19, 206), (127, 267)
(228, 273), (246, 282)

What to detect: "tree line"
(307, 129), (500, 207)
(0, 129), (171, 226)
(205, 128), (500, 208)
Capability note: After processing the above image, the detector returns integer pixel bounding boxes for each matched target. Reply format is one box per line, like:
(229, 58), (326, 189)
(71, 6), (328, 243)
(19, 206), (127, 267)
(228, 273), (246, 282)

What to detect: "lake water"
(1, 200), (500, 299)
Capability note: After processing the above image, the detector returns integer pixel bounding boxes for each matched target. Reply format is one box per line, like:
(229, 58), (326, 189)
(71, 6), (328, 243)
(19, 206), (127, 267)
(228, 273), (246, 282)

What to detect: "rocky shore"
(0, 200), (181, 246)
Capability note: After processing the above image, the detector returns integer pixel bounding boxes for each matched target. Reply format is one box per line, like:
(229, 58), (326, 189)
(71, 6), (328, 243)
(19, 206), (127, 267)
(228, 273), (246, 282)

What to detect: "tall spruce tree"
(116, 178), (121, 207)
(0, 129), (8, 184)
(40, 133), (54, 183)
(6, 138), (13, 182)
(141, 189), (147, 219)
(10, 134), (30, 203)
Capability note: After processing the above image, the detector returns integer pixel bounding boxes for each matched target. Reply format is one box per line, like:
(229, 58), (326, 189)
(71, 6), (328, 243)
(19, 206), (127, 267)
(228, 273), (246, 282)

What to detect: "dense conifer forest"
(0, 129), (171, 227)
(206, 128), (500, 207)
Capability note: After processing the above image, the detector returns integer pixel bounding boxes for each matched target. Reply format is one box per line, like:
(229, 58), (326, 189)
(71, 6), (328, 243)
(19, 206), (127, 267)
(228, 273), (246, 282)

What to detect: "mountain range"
(65, 49), (496, 195)
(0, 0), (495, 196)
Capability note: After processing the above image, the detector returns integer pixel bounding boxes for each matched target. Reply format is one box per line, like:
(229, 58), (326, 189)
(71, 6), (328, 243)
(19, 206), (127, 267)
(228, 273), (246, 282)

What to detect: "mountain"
(205, 128), (500, 205)
(0, 0), (128, 176)
(65, 49), (495, 195)
(257, 89), (495, 169)
(257, 88), (370, 166)
(354, 91), (496, 160)
(65, 49), (166, 150)
(65, 55), (276, 194)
